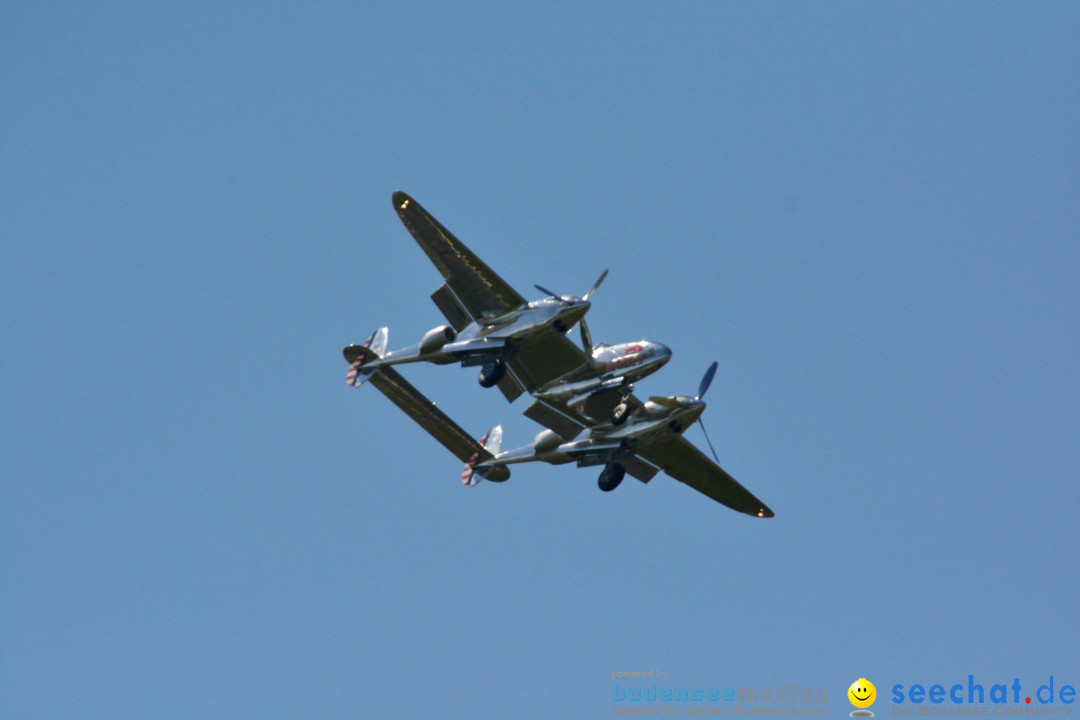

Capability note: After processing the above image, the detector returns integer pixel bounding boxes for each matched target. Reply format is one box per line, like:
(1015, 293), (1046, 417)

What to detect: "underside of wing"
(362, 363), (507, 480)
(505, 332), (590, 395)
(430, 283), (471, 332)
(523, 398), (587, 442)
(393, 191), (525, 321)
(635, 436), (774, 518)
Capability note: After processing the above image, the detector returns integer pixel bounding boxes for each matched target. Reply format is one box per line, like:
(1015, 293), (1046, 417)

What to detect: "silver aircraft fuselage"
(531, 340), (671, 407)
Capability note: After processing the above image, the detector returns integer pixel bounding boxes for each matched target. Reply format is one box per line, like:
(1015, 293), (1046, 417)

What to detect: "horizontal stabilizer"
(353, 360), (510, 483)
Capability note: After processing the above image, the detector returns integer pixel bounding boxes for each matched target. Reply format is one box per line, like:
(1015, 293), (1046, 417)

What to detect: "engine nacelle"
(419, 325), (455, 354)
(532, 429), (562, 454)
(642, 400), (668, 415)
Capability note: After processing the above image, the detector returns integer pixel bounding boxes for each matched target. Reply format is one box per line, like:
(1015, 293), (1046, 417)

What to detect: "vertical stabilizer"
(461, 425), (503, 486)
(345, 327), (389, 386)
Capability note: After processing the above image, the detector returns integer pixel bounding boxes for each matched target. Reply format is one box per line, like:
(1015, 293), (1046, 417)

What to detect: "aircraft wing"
(357, 360), (509, 481)
(635, 436), (774, 518)
(392, 192), (593, 403)
(393, 191), (525, 321)
(502, 332), (591, 401)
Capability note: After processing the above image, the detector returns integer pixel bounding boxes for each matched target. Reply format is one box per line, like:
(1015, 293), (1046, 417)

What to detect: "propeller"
(697, 360), (717, 400)
(533, 282), (565, 303)
(695, 361), (721, 463)
(649, 361), (718, 406)
(646, 361), (724, 463)
(533, 268), (608, 306)
(579, 317), (594, 354)
(698, 415), (722, 465)
(576, 270), (607, 348)
(535, 269), (609, 349)
(583, 268), (608, 301)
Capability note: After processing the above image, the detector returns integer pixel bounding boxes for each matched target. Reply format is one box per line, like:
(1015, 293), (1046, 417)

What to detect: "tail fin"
(461, 425), (503, 486)
(344, 327), (389, 387)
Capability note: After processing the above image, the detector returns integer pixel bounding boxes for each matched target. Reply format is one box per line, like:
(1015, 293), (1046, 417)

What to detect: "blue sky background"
(3, 3), (1077, 718)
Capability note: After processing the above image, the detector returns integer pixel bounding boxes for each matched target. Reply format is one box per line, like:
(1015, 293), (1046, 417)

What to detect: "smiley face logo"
(848, 678), (876, 709)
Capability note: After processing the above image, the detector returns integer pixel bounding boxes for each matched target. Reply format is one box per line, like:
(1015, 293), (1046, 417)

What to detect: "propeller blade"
(533, 283), (565, 303)
(579, 317), (594, 353)
(697, 418), (721, 464)
(536, 269), (606, 305)
(697, 361), (718, 400)
(583, 268), (608, 301)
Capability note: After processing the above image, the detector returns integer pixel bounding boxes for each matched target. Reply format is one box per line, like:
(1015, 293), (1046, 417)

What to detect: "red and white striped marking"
(346, 331), (378, 386)
(461, 453), (479, 485)
(346, 361), (363, 386)
(461, 428), (494, 486)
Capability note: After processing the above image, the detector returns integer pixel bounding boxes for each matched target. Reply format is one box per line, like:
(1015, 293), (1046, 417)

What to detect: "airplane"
(469, 361), (775, 518)
(347, 334), (773, 517)
(343, 191), (609, 398)
(341, 192), (773, 517)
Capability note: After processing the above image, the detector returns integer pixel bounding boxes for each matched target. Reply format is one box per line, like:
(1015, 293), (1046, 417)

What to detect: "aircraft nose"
(648, 343), (672, 366)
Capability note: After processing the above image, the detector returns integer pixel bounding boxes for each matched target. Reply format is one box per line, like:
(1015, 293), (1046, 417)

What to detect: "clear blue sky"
(3, 3), (1077, 718)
